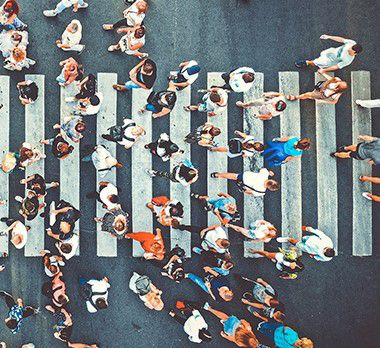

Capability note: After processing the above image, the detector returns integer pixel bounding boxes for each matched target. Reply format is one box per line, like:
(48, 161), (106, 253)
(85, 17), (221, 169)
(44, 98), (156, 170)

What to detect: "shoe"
(242, 292), (254, 302)
(108, 45), (118, 52)
(276, 237), (290, 243)
(295, 60), (307, 68)
(0, 218), (8, 222)
(65, 97), (76, 103)
(145, 169), (157, 178)
(192, 247), (202, 255)
(203, 302), (210, 310)
(249, 252), (264, 258)
(78, 45), (85, 54)
(210, 172), (218, 178)
(330, 152), (337, 158)
(78, 2), (89, 8)
(14, 196), (23, 203)
(356, 100), (364, 107)
(336, 145), (346, 152)
(43, 10), (57, 17)
(138, 53), (149, 59)
(362, 192), (372, 201)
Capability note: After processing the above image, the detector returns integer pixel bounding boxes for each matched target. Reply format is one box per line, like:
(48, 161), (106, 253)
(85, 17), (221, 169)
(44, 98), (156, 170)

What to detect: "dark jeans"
(177, 224), (203, 234)
(258, 321), (283, 340)
(112, 18), (133, 30)
(154, 170), (178, 183)
(172, 300), (201, 325)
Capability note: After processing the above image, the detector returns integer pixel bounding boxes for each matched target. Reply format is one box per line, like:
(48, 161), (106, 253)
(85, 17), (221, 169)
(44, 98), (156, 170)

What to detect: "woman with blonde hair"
(3, 46), (35, 71)
(56, 20), (85, 53)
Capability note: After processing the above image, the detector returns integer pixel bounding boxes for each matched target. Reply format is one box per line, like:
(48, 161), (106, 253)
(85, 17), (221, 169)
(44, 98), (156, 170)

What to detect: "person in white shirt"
(184, 87), (228, 117)
(43, 0), (88, 17)
(108, 26), (148, 59)
(227, 220), (277, 243)
(295, 34), (362, 73)
(86, 182), (121, 211)
(40, 250), (65, 277)
(356, 99), (380, 109)
(211, 168), (280, 196)
(279, 226), (335, 262)
(80, 277), (110, 313)
(55, 233), (79, 260)
(0, 219), (29, 249)
(221, 67), (255, 92)
(169, 302), (212, 344)
(74, 92), (103, 116)
(200, 224), (230, 254)
(56, 20), (85, 53)
(169, 60), (201, 91)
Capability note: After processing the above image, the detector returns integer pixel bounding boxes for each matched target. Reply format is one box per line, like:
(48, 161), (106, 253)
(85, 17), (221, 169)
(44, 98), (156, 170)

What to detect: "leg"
(364, 193), (380, 202)
(81, 154), (93, 162)
(22, 306), (38, 318)
(112, 18), (131, 30)
(292, 92), (316, 101)
(257, 321), (282, 338)
(186, 273), (209, 293)
(0, 291), (16, 309)
(360, 176), (380, 184)
(171, 312), (187, 325)
(209, 147), (228, 153)
(176, 224), (203, 234)
(124, 81), (141, 90)
(334, 152), (352, 159)
(248, 250), (277, 261)
(212, 172), (238, 180)
(206, 306), (229, 321)
(154, 171), (172, 180)
(356, 99), (380, 108)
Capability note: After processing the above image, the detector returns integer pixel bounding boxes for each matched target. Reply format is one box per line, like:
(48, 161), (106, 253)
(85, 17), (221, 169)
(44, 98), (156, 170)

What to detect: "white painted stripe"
(170, 78), (191, 256)
(351, 71), (372, 256)
(131, 89), (153, 257)
(0, 76), (10, 255)
(24, 75), (45, 257)
(315, 73), (338, 251)
(243, 73), (265, 257)
(60, 83), (81, 255)
(279, 72), (302, 248)
(207, 73), (228, 225)
(96, 73), (118, 257)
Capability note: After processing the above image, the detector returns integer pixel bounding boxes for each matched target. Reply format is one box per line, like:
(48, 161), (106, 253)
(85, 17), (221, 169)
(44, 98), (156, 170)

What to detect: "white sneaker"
(65, 97), (76, 103)
(78, 2), (89, 8)
(356, 100), (363, 107)
(249, 253), (264, 258)
(14, 196), (23, 203)
(145, 169), (157, 178)
(277, 237), (290, 243)
(43, 10), (57, 17)
(362, 192), (373, 201)
(138, 53), (149, 59)
(108, 45), (117, 52)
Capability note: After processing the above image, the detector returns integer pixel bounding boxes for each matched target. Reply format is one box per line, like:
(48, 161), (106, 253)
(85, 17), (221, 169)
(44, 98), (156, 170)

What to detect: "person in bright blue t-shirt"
(262, 137), (311, 167)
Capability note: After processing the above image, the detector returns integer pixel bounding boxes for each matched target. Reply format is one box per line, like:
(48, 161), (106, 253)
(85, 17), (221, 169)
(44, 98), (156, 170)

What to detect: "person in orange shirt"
(126, 228), (165, 261)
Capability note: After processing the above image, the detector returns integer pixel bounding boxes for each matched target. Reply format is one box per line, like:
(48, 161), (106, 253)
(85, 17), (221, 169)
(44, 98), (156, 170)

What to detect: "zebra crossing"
(0, 71), (374, 258)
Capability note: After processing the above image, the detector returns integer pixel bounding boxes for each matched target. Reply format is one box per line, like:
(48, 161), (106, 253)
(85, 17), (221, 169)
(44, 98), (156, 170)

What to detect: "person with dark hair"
(14, 190), (44, 221)
(227, 220), (277, 243)
(144, 133), (183, 161)
(44, 272), (70, 309)
(161, 246), (186, 282)
(126, 229), (165, 260)
(114, 59), (157, 91)
(211, 168), (280, 196)
(20, 174), (59, 198)
(262, 136), (311, 167)
(40, 133), (74, 160)
(209, 130), (264, 159)
(146, 196), (184, 227)
(295, 34), (362, 73)
(45, 306), (73, 342)
(278, 225), (335, 262)
(0, 219), (29, 249)
(108, 26), (148, 58)
(185, 122), (221, 148)
(95, 208), (129, 240)
(331, 134), (380, 165)
(17, 142), (45, 169)
(53, 116), (86, 143)
(40, 250), (65, 278)
(236, 92), (287, 120)
(73, 92), (103, 116)
(220, 67), (255, 92)
(203, 303), (259, 347)
(43, 0), (88, 17)
(184, 87), (228, 117)
(0, 291), (38, 334)
(146, 159), (198, 187)
(198, 224), (230, 255)
(139, 83), (177, 118)
(86, 182), (121, 211)
(70, 73), (97, 100)
(0, 0), (26, 31)
(55, 233), (79, 260)
(169, 60), (201, 91)
(17, 80), (38, 105)
(169, 300), (212, 343)
(79, 277), (110, 313)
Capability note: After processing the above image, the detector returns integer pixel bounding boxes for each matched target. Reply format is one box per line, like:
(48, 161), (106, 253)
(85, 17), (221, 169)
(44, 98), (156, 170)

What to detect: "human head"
(69, 21), (79, 33)
(147, 292), (164, 311)
(267, 226), (277, 238)
(20, 147), (33, 160)
(143, 59), (155, 74)
(48, 264), (58, 275)
(4, 0), (19, 14)
(253, 142), (265, 152)
(57, 142), (69, 154)
(324, 247), (335, 258)
(135, 26), (145, 39)
(132, 125), (145, 136)
(217, 238), (230, 249)
(198, 328), (212, 342)
(58, 294), (69, 305)
(210, 91), (221, 103)
(169, 203), (184, 218)
(12, 47), (25, 62)
(174, 269), (185, 282)
(223, 260), (234, 270)
(75, 120), (86, 133)
(336, 81), (348, 92)
(89, 95), (100, 106)
(243, 72), (255, 83)
(109, 195), (119, 204)
(151, 242), (162, 253)
(11, 32), (22, 43)
(269, 298), (281, 307)
(275, 100), (287, 112)
(95, 298), (108, 310)
(296, 139), (311, 151)
(219, 287), (233, 301)
(5, 318), (18, 330)
(210, 127), (221, 137)
(12, 234), (24, 246)
(164, 91), (177, 106)
(235, 321), (258, 348)
(60, 243), (72, 254)
(294, 337), (314, 348)
(351, 44), (363, 55)
(169, 143), (179, 153)
(114, 218), (126, 233)
(136, 0), (148, 13)
(265, 179), (280, 191)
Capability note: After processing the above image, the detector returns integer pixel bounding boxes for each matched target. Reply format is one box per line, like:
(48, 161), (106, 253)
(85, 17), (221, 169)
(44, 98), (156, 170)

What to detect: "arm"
(203, 266), (220, 277)
(272, 136), (290, 142)
(358, 135), (377, 142)
(52, 207), (72, 215)
(227, 224), (250, 237)
(152, 108), (171, 118)
(149, 283), (162, 295)
(233, 130), (248, 139)
(162, 255), (179, 269)
(318, 65), (340, 73)
(200, 224), (220, 238)
(204, 281), (216, 301)
(321, 34), (347, 43)
(256, 277), (270, 287)
(263, 91), (282, 97)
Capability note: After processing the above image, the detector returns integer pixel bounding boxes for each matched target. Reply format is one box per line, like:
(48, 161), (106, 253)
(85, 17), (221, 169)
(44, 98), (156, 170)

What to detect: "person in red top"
(126, 228), (165, 260)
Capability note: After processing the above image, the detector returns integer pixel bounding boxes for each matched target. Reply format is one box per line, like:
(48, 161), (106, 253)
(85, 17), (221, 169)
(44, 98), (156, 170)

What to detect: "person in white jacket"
(80, 276), (110, 313)
(56, 20), (85, 53)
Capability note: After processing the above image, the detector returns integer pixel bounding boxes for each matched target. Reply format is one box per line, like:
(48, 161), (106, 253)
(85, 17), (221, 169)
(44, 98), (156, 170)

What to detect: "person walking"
(0, 219), (29, 250)
(360, 175), (380, 202)
(199, 224), (230, 254)
(108, 26), (148, 58)
(56, 20), (85, 53)
(184, 87), (228, 117)
(20, 174), (59, 198)
(73, 92), (103, 116)
(295, 34), (362, 73)
(227, 220), (277, 243)
(40, 133), (74, 160)
(126, 229), (165, 260)
(139, 83), (177, 118)
(54, 116), (86, 143)
(95, 208), (129, 240)
(17, 80), (38, 105)
(278, 226), (335, 261)
(56, 57), (83, 87)
(184, 122), (221, 148)
(220, 67), (255, 92)
(146, 196), (184, 228)
(43, 0), (89, 17)
(86, 182), (121, 211)
(79, 277), (110, 313)
(144, 133), (183, 161)
(169, 60), (201, 91)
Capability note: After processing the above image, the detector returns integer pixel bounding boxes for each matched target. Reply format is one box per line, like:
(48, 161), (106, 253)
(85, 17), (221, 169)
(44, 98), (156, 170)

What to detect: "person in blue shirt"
(262, 137), (311, 167)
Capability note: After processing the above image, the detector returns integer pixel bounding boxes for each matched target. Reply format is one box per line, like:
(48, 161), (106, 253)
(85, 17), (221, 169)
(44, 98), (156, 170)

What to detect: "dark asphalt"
(0, 0), (379, 347)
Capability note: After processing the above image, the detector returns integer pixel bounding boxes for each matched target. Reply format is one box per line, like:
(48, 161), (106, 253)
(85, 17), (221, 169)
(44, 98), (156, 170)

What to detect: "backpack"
(135, 275), (151, 296)
(107, 122), (137, 143)
(228, 138), (243, 154)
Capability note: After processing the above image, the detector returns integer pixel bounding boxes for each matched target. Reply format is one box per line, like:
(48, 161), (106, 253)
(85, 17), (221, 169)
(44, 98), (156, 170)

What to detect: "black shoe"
(39, 212), (45, 218)
(242, 292), (254, 302)
(210, 172), (218, 178)
(295, 60), (307, 68)
(336, 145), (346, 152)
(0, 217), (8, 222)
(330, 152), (337, 158)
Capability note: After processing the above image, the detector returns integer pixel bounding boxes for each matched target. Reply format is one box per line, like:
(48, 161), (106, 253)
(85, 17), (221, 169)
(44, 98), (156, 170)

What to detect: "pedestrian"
(0, 0), (27, 31)
(86, 182), (121, 211)
(101, 118), (145, 149)
(40, 250), (65, 277)
(184, 122), (221, 148)
(220, 67), (255, 92)
(146, 196), (183, 228)
(203, 303), (259, 347)
(43, 0), (89, 17)
(262, 137), (311, 167)
(199, 224), (230, 254)
(278, 226), (335, 261)
(45, 306), (73, 342)
(139, 83), (177, 118)
(144, 133), (183, 161)
(53, 116), (86, 143)
(161, 246), (186, 283)
(146, 159), (199, 187)
(17, 142), (45, 169)
(129, 272), (164, 311)
(0, 29), (28, 58)
(56, 57), (83, 87)
(56, 20), (85, 53)
(43, 271), (70, 309)
(17, 80), (38, 105)
(95, 208), (129, 240)
(295, 34), (362, 73)
(257, 321), (313, 348)
(55, 233), (79, 260)
(169, 300), (212, 343)
(4, 46), (35, 72)
(70, 73), (97, 100)
(126, 229), (165, 260)
(286, 73), (347, 104)
(191, 192), (239, 225)
(73, 92), (103, 116)
(15, 190), (45, 221)
(20, 174), (59, 198)
(79, 276), (110, 313)
(236, 92), (287, 120)
(0, 291), (38, 334)
(81, 145), (123, 177)
(186, 271), (233, 302)
(0, 219), (29, 250)
(211, 168), (280, 196)
(192, 249), (234, 276)
(102, 0), (148, 32)
(40, 133), (74, 160)
(209, 130), (264, 158)
(227, 220), (277, 243)
(169, 60), (201, 90)
(184, 87), (228, 117)
(356, 99), (380, 108)
(331, 135), (380, 165)
(360, 175), (380, 202)
(113, 59), (157, 91)
(108, 26), (148, 58)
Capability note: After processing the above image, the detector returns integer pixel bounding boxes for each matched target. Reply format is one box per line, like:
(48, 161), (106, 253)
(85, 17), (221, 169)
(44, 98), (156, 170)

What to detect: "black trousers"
(172, 300), (202, 325)
(113, 18), (133, 30)
(0, 291), (36, 318)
